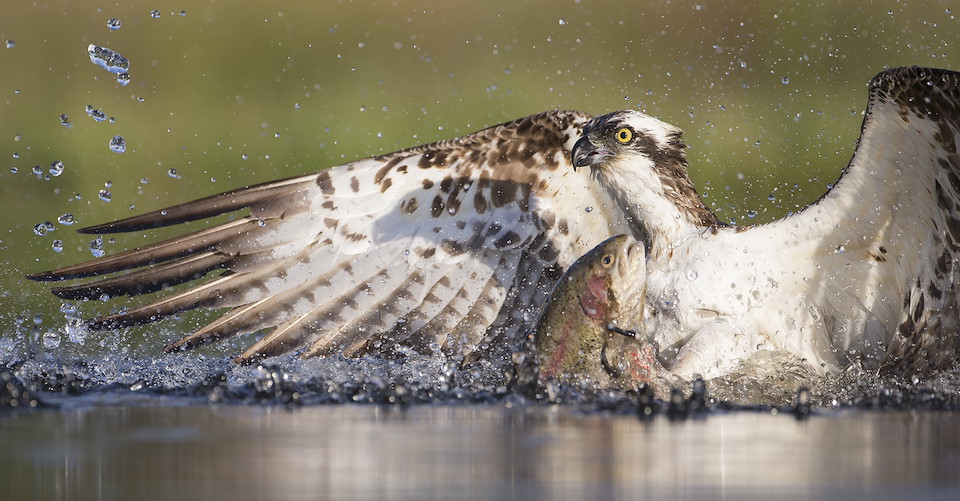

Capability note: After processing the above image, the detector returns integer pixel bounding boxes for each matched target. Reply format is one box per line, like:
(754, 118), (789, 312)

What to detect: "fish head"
(535, 234), (653, 389)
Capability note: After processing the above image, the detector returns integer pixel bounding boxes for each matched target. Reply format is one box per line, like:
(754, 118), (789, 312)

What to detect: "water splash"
(49, 160), (64, 177)
(33, 221), (55, 236)
(109, 135), (126, 153)
(90, 237), (105, 257)
(87, 44), (130, 74)
(85, 105), (107, 122)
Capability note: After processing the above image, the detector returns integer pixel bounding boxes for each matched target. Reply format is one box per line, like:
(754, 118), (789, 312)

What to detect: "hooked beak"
(572, 136), (614, 170)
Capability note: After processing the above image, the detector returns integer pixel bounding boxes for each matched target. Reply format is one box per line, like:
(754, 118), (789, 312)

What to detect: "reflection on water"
(2, 404), (958, 500)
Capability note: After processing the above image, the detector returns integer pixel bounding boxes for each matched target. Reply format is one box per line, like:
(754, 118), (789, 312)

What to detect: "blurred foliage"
(1, 0), (958, 354)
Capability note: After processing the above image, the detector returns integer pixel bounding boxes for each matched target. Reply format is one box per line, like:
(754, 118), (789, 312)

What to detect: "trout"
(535, 234), (657, 388)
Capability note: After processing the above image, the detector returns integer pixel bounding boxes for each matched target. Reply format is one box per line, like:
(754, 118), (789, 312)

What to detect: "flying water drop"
(109, 135), (126, 153)
(86, 105), (107, 122)
(33, 222), (55, 236)
(90, 237), (105, 258)
(49, 160), (64, 177)
(87, 44), (130, 74)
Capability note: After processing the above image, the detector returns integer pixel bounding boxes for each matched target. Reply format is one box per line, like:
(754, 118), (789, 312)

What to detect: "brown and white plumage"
(29, 111), (629, 363)
(573, 67), (960, 378)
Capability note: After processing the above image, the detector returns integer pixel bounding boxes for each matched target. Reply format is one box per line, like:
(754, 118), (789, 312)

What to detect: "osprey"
(28, 66), (960, 381)
(573, 66), (960, 378)
(29, 111), (630, 364)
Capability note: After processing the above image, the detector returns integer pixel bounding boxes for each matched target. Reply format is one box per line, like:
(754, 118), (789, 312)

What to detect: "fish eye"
(615, 127), (633, 144)
(601, 254), (614, 267)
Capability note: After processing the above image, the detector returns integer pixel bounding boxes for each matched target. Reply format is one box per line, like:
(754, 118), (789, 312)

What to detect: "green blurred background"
(2, 0), (958, 356)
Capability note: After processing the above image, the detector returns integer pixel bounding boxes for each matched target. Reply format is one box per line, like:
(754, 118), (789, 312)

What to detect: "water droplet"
(116, 72), (131, 86)
(90, 237), (105, 258)
(109, 135), (126, 153)
(746, 210), (757, 218)
(167, 168), (179, 178)
(59, 114), (71, 127)
(49, 160), (64, 176)
(835, 245), (845, 254)
(98, 189), (112, 202)
(87, 44), (130, 74)
(107, 18), (122, 30)
(10, 167), (17, 174)
(52, 240), (64, 253)
(150, 9), (161, 19)
(584, 206), (594, 213)
(686, 268), (699, 281)
(5, 40), (14, 49)
(781, 76), (790, 84)
(42, 331), (61, 349)
(33, 222), (55, 236)
(57, 213), (76, 225)
(85, 105), (107, 122)
(31, 165), (43, 178)
(558, 18), (567, 25)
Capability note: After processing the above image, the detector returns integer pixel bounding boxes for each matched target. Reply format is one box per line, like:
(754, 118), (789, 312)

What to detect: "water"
(1, 403), (957, 500)
(1, 349), (959, 499)
(86, 44), (129, 74)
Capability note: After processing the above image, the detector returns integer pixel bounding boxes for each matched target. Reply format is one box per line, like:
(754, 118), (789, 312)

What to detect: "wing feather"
(762, 67), (960, 371)
(29, 110), (630, 363)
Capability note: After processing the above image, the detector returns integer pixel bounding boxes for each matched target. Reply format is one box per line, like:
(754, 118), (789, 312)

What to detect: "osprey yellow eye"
(615, 127), (633, 144)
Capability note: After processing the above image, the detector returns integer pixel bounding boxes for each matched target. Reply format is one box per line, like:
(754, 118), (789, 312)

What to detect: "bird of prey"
(573, 66), (960, 378)
(28, 111), (630, 365)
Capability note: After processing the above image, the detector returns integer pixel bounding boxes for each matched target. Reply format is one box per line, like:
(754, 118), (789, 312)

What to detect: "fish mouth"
(617, 237), (647, 276)
(572, 136), (614, 169)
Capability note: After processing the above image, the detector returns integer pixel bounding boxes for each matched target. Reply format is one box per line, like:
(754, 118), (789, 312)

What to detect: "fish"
(534, 234), (657, 388)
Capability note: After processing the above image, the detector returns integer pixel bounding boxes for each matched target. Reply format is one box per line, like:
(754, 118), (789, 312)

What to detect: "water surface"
(2, 402), (958, 500)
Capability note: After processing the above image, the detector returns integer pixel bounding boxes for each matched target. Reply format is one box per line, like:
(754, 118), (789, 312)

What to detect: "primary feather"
(29, 111), (629, 364)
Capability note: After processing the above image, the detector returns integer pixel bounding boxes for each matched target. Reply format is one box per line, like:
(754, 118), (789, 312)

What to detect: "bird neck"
(596, 154), (722, 256)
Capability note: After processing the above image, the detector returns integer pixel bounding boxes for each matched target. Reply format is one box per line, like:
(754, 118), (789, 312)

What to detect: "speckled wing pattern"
(773, 67), (960, 372)
(29, 111), (629, 363)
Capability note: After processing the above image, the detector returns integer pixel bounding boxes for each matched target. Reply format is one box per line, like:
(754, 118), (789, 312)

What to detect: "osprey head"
(572, 110), (721, 235)
(572, 110), (686, 175)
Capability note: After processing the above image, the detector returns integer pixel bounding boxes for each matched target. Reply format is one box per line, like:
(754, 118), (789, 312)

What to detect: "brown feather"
(77, 174), (319, 234)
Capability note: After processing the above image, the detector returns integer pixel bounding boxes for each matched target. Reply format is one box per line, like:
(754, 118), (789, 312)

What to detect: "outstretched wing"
(764, 67), (960, 371)
(29, 110), (629, 363)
